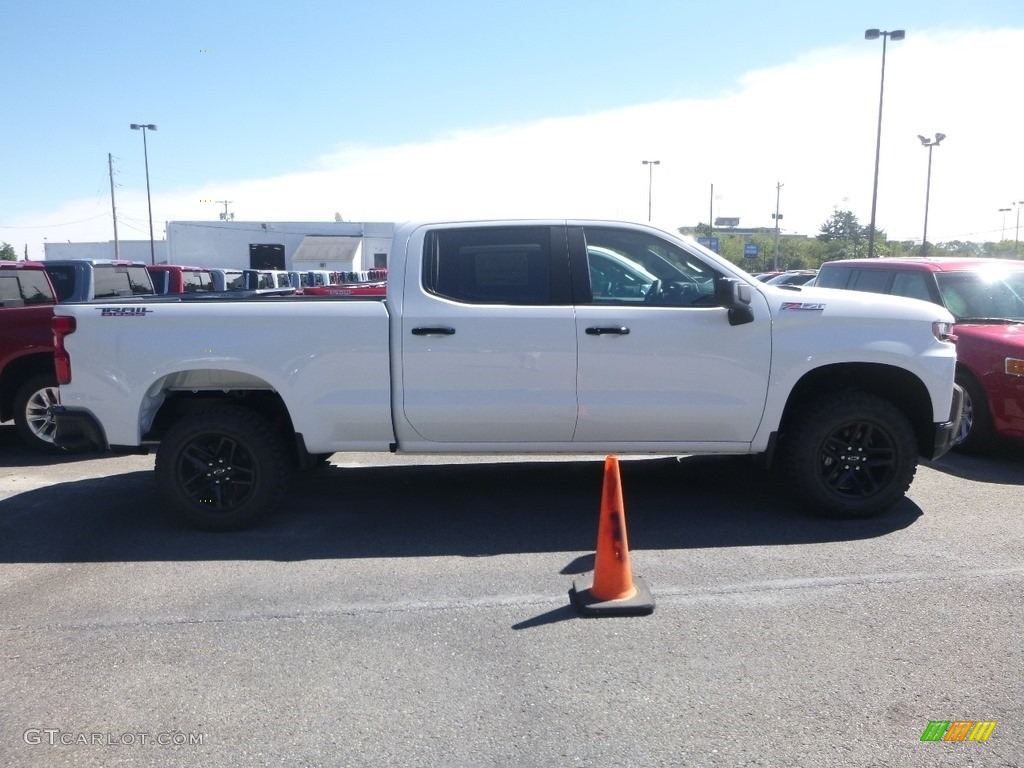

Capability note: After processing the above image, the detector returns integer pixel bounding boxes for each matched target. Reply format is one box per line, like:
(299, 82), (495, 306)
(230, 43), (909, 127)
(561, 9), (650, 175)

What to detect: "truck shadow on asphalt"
(925, 443), (1024, 485)
(0, 455), (925, 564)
(0, 424), (121, 467)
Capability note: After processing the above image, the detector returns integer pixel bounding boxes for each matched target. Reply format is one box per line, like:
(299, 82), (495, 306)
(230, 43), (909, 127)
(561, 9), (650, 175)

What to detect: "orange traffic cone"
(569, 456), (655, 617)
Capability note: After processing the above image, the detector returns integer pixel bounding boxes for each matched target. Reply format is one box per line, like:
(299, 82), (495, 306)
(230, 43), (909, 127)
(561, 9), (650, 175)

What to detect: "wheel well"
(0, 353), (55, 423)
(780, 363), (937, 456)
(145, 390), (304, 465)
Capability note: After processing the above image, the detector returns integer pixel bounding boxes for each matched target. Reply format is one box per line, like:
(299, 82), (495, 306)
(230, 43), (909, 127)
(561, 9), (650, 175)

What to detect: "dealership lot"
(1, 424), (1021, 767)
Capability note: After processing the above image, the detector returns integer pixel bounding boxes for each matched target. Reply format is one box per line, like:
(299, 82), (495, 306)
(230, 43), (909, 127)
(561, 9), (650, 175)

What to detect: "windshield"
(935, 269), (1024, 321)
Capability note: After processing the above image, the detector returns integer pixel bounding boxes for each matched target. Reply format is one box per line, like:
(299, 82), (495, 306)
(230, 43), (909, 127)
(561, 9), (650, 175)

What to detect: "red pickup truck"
(146, 265), (216, 294)
(0, 261), (62, 452)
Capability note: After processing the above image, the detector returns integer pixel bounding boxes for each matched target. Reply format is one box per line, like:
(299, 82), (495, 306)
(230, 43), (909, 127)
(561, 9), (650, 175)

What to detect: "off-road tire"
(155, 405), (290, 531)
(782, 391), (918, 519)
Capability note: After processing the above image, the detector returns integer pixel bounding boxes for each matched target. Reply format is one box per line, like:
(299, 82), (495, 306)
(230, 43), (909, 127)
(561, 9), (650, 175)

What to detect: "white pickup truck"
(52, 220), (962, 530)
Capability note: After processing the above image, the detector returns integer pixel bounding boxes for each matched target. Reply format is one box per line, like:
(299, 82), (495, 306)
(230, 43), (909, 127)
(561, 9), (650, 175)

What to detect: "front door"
(571, 225), (771, 445)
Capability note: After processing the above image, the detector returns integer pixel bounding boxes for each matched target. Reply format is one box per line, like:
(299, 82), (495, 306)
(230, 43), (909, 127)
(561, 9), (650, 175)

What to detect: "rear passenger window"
(815, 267), (852, 289)
(851, 269), (893, 293)
(891, 272), (935, 303)
(424, 227), (557, 305)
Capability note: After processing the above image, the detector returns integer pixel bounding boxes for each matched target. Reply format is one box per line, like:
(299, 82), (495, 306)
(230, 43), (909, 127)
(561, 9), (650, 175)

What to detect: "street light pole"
(865, 28), (905, 258)
(772, 182), (784, 271)
(917, 133), (945, 256)
(999, 207), (1011, 242)
(1015, 201), (1024, 254)
(642, 160), (660, 222)
(130, 123), (158, 264)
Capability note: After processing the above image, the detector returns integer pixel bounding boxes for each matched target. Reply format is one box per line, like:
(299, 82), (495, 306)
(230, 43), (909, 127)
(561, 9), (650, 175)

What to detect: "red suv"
(0, 262), (62, 452)
(817, 257), (1024, 452)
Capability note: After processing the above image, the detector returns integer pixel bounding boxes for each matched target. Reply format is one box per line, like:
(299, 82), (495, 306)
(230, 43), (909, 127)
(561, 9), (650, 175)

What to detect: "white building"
(165, 220), (394, 272)
(43, 239), (167, 263)
(42, 220), (394, 273)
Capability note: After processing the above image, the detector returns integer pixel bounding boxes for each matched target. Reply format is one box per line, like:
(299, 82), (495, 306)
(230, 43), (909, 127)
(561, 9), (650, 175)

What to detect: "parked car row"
(147, 266), (390, 294)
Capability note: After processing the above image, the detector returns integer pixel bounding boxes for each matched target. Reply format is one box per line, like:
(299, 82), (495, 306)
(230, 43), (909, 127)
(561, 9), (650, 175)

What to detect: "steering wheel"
(644, 279), (664, 304)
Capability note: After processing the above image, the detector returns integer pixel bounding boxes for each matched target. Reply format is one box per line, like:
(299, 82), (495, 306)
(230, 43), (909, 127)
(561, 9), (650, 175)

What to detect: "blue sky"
(3, 0), (1024, 257)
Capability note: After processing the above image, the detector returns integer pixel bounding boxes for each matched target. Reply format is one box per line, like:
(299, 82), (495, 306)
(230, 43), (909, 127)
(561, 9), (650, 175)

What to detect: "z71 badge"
(98, 307), (152, 317)
(780, 302), (826, 312)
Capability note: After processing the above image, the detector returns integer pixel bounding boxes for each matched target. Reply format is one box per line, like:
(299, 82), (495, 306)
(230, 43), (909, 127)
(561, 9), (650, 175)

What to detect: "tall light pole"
(865, 28), (905, 258)
(917, 133), (945, 255)
(130, 123), (158, 264)
(642, 160), (660, 222)
(999, 207), (1011, 242)
(772, 182), (784, 271)
(1015, 201), (1024, 254)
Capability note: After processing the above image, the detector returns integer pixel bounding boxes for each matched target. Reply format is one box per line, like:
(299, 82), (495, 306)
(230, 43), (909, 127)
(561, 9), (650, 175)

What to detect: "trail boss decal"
(780, 302), (826, 312)
(98, 307), (152, 317)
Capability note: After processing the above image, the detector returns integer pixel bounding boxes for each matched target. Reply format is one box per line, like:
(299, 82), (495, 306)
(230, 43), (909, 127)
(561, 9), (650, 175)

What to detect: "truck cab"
(43, 259), (154, 302)
(147, 265), (216, 294)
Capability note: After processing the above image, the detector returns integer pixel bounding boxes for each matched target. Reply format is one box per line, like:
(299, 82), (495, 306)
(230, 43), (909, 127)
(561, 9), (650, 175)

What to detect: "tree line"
(695, 210), (1022, 274)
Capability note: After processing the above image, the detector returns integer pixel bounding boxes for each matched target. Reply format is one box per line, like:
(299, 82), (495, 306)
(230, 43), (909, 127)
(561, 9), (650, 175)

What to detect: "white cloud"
(8, 27), (1024, 258)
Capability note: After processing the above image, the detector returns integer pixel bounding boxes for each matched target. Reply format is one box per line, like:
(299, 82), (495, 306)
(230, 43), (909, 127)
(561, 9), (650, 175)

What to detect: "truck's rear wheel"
(155, 406), (290, 531)
(14, 373), (64, 454)
(782, 391), (917, 519)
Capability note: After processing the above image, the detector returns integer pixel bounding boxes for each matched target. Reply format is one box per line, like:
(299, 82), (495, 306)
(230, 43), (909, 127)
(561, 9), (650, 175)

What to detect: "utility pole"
(772, 182), (784, 271)
(216, 200), (235, 221)
(108, 153), (120, 260)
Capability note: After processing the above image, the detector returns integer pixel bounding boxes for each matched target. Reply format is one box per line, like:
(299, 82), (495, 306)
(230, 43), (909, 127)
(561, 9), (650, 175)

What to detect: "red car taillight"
(53, 315), (76, 385)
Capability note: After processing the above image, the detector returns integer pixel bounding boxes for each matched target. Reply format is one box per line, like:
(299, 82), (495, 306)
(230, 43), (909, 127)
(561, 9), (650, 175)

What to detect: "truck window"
(581, 227), (720, 306)
(44, 265), (76, 302)
(5, 271), (55, 305)
(183, 272), (214, 292)
(815, 266), (852, 289)
(0, 275), (20, 303)
(890, 271), (934, 303)
(94, 268), (135, 299)
(424, 226), (554, 305)
(850, 269), (893, 294)
(125, 266), (154, 294)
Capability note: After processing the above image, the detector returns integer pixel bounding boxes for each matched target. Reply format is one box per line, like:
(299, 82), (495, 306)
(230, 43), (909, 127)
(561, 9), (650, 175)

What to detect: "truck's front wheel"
(155, 406), (290, 531)
(782, 392), (917, 519)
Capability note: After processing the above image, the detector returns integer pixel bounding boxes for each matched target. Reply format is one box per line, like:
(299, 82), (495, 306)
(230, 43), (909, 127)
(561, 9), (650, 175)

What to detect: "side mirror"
(715, 277), (755, 326)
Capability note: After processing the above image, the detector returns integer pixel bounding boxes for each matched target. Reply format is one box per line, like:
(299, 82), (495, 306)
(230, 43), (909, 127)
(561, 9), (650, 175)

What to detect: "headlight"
(932, 321), (956, 343)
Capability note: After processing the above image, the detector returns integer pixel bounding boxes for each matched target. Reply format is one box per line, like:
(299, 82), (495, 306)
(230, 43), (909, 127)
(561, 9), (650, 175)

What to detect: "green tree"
(817, 210), (863, 243)
(0, 242), (16, 261)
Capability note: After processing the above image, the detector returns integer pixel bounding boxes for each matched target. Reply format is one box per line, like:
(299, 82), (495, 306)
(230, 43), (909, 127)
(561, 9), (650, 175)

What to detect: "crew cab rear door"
(570, 225), (771, 444)
(399, 225), (578, 443)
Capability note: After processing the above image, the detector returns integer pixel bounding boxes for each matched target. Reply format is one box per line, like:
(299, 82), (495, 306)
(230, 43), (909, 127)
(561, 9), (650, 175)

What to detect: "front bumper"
(929, 383), (964, 460)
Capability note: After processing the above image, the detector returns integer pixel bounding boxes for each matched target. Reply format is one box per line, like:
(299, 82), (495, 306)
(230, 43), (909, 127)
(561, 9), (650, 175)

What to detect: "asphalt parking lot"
(1, 424), (1022, 767)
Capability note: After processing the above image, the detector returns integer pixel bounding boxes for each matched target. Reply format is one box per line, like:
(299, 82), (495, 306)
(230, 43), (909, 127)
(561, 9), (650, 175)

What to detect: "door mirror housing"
(715, 277), (755, 326)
